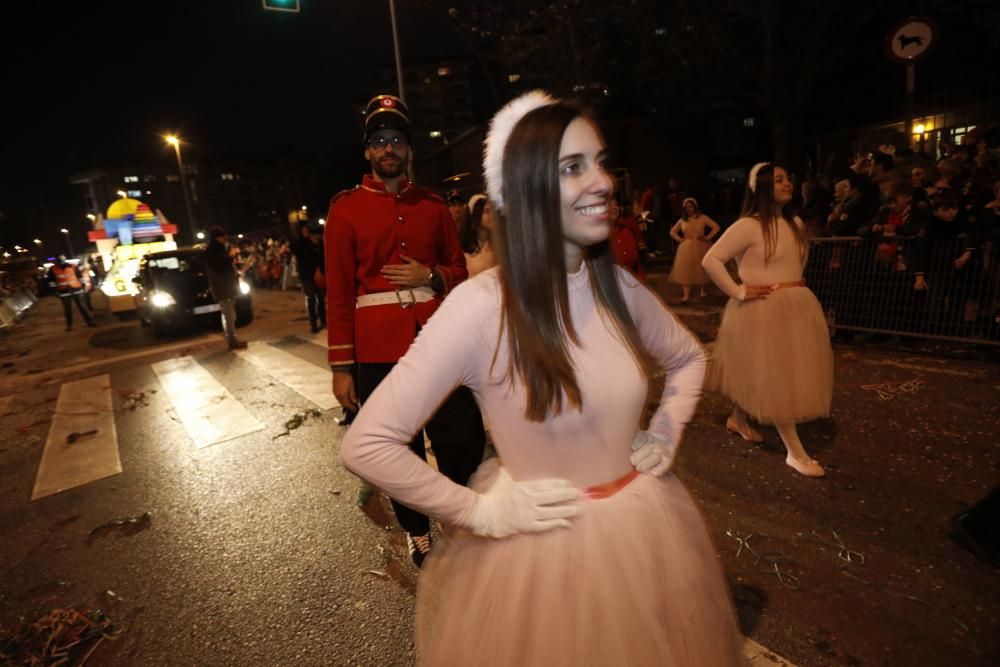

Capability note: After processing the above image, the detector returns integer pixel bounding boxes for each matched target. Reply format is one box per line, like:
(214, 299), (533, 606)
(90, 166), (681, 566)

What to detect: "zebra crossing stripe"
(235, 342), (339, 411)
(31, 374), (120, 500)
(151, 356), (265, 448)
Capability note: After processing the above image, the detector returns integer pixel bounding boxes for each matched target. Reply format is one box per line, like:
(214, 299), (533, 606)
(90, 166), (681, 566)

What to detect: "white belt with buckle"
(356, 286), (436, 309)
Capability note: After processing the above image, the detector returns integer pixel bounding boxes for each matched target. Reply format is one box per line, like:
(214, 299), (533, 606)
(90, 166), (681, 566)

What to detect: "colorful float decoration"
(88, 198), (178, 312)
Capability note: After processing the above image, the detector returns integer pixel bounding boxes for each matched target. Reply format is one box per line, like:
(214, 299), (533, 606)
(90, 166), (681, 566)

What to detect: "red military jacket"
(325, 174), (468, 365)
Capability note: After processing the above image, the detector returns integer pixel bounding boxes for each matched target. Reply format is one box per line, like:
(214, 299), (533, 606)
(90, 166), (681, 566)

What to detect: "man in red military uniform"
(326, 94), (485, 567)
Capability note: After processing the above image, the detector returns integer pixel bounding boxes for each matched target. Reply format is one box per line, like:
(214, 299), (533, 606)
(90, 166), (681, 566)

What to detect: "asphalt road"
(1, 280), (998, 666)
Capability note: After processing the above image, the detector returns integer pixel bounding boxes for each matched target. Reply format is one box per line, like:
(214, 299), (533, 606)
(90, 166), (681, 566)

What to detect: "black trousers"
(356, 361), (486, 536)
(60, 293), (94, 328)
(301, 282), (326, 328)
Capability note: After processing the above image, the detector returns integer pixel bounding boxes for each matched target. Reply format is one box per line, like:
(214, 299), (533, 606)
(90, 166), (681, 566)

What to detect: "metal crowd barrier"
(805, 236), (1000, 345)
(0, 288), (38, 329)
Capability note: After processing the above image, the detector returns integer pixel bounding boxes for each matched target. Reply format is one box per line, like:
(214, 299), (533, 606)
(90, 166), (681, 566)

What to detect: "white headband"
(748, 162), (770, 193)
(467, 193), (487, 214)
(483, 90), (559, 209)
(682, 197), (699, 209)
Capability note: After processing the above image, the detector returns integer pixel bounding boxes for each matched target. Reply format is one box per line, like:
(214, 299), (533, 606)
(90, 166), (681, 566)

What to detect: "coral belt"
(582, 469), (640, 500)
(747, 279), (806, 290)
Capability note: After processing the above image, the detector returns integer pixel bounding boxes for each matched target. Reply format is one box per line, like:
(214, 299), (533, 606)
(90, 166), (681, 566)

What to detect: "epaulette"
(328, 185), (360, 207)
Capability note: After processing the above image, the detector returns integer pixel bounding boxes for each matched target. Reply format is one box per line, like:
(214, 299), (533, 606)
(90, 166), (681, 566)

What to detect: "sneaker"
(407, 532), (432, 568)
(309, 325), (320, 334)
(228, 340), (248, 350)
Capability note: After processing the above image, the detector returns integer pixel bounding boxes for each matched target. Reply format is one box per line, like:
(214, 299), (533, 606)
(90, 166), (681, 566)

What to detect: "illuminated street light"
(60, 227), (76, 257)
(86, 213), (96, 221)
(913, 123), (926, 135)
(237, 233), (244, 239)
(318, 218), (326, 226)
(164, 133), (198, 243)
(196, 231), (205, 240)
(33, 239), (42, 245)
(301, 205), (307, 210)
(116, 190), (127, 198)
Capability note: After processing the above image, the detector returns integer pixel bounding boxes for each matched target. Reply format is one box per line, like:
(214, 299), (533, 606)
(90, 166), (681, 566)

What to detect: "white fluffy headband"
(748, 162), (770, 193)
(483, 90), (559, 209)
(682, 197), (699, 209)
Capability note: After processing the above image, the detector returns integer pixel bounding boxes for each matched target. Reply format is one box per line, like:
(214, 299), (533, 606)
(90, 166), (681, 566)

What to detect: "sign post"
(886, 17), (937, 143)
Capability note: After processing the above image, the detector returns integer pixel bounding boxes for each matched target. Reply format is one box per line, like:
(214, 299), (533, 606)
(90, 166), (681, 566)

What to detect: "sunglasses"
(368, 135), (409, 150)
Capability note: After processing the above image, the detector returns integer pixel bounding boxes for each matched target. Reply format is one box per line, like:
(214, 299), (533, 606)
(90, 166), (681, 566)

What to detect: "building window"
(127, 190), (142, 198)
(437, 66), (450, 77)
(221, 173), (235, 181)
(123, 175), (139, 183)
(143, 175), (156, 182)
(743, 117), (755, 128)
(654, 27), (667, 36)
(429, 130), (443, 139)
(166, 175), (180, 183)
(508, 73), (521, 83)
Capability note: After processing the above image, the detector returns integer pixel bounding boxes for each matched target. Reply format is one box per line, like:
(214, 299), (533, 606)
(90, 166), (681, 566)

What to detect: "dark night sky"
(0, 0), (469, 236)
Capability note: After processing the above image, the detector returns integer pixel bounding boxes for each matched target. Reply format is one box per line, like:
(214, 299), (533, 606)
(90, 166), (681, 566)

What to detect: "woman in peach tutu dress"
(340, 91), (743, 665)
(701, 162), (833, 478)
(460, 193), (498, 277)
(668, 198), (720, 302)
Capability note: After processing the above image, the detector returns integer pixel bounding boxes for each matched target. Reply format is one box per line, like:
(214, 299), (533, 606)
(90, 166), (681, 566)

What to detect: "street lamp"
(33, 238), (42, 246)
(165, 133), (197, 243)
(116, 190), (127, 198)
(60, 228), (75, 258)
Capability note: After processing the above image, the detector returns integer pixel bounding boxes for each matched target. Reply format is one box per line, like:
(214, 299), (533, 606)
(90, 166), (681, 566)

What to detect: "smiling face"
(772, 167), (793, 206)
(558, 117), (613, 264)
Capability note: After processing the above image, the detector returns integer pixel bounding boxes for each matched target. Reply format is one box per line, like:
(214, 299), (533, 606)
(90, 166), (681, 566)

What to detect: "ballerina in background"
(668, 197), (720, 302)
(702, 162), (834, 478)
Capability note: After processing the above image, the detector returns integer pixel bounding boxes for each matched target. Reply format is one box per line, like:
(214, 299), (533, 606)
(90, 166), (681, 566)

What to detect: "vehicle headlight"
(150, 290), (176, 308)
(239, 280), (250, 295)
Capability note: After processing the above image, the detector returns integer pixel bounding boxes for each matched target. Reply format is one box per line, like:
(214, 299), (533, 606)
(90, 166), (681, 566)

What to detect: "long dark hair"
(741, 163), (806, 262)
(459, 197), (488, 254)
(493, 102), (655, 421)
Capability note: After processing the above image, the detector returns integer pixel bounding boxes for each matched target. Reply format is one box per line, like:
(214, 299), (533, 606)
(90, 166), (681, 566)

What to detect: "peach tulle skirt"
(415, 461), (744, 666)
(668, 239), (712, 286)
(707, 285), (834, 424)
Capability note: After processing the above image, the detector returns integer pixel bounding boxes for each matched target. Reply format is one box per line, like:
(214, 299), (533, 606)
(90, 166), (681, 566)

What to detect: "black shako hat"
(363, 94), (411, 143)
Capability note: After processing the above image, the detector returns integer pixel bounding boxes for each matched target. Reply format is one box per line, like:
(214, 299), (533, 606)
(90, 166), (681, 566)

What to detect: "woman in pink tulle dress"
(668, 198), (720, 302)
(340, 91), (743, 666)
(701, 162), (833, 478)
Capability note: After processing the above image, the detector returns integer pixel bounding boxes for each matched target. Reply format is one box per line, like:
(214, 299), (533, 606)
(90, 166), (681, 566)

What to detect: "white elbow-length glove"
(630, 430), (677, 476)
(463, 479), (580, 539)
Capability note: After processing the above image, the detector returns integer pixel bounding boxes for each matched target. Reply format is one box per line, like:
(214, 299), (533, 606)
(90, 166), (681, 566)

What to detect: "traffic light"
(261, 0), (299, 13)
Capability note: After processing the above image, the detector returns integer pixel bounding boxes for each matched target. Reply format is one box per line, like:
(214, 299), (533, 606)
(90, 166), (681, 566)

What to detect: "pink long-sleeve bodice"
(339, 264), (707, 526)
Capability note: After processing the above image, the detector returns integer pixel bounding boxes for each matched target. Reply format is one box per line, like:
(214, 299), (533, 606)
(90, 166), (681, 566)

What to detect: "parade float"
(87, 198), (178, 312)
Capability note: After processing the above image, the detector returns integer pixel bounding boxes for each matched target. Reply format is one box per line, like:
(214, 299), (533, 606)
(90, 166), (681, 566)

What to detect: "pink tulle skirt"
(707, 285), (834, 424)
(415, 461), (744, 666)
(668, 239), (712, 286)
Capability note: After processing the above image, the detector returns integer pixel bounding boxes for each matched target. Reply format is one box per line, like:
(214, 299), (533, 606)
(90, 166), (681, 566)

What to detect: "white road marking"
(862, 358), (985, 378)
(152, 356), (264, 448)
(32, 374), (120, 500)
(235, 342), (338, 411)
(743, 637), (797, 666)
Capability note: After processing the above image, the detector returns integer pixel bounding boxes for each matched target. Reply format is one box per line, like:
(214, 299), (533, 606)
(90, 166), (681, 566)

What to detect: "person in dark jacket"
(204, 226), (247, 350)
(291, 220), (326, 333)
